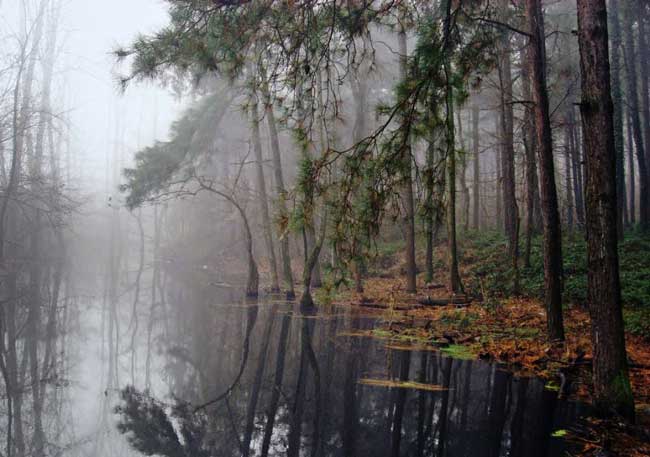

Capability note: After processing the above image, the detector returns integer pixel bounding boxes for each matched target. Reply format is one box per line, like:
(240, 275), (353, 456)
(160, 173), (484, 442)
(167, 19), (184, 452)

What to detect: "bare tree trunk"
(1, 55), (29, 457)
(525, 0), (565, 341)
(569, 107), (586, 227)
(497, 10), (520, 292)
(626, 110), (636, 224)
(445, 75), (463, 294)
(456, 106), (469, 232)
(5, 273), (24, 457)
(564, 115), (575, 234)
(398, 24), (417, 294)
(472, 104), (481, 230)
(299, 212), (327, 309)
(495, 117), (503, 232)
(130, 210), (144, 385)
(350, 60), (370, 293)
(622, 0), (650, 229)
(296, 83), (323, 290)
(576, 0), (635, 420)
(0, 312), (12, 457)
(261, 82), (295, 299)
(425, 134), (436, 284)
(28, 3), (59, 451)
(456, 108), (470, 232)
(498, 0), (518, 250)
(251, 87), (280, 292)
(0, 14), (43, 455)
(145, 206), (159, 390)
(40, 231), (64, 409)
(608, 0), (626, 239)
(637, 3), (650, 218)
(522, 46), (537, 268)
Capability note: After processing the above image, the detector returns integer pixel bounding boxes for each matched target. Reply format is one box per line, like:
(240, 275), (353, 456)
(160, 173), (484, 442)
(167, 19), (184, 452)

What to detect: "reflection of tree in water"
(115, 296), (589, 457)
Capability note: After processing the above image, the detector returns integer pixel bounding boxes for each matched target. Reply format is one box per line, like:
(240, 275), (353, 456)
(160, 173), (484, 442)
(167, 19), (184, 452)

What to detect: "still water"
(155, 297), (588, 457)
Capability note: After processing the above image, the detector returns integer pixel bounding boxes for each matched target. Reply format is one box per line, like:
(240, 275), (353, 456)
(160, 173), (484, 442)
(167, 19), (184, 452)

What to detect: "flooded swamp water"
(170, 297), (590, 457)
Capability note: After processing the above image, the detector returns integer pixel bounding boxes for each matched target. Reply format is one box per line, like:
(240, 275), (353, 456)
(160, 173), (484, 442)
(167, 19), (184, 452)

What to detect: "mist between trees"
(0, 0), (648, 456)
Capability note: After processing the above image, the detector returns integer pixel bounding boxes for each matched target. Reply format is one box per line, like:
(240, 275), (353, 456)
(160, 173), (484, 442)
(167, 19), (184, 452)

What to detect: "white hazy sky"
(1, 0), (185, 192)
(61, 0), (184, 190)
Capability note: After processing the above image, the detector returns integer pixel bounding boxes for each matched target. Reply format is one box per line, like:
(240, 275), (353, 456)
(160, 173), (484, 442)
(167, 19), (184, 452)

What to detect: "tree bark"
(495, 116), (503, 232)
(299, 211), (328, 309)
(626, 109), (636, 224)
(608, 0), (627, 239)
(472, 103), (481, 230)
(569, 106), (586, 226)
(637, 3), (650, 214)
(525, 0), (565, 341)
(456, 108), (470, 232)
(622, 0), (650, 229)
(28, 3), (58, 451)
(261, 82), (295, 299)
(398, 24), (418, 294)
(425, 140), (434, 284)
(251, 87), (280, 292)
(576, 0), (635, 421)
(350, 60), (370, 293)
(564, 114), (575, 234)
(446, 76), (463, 294)
(497, 9), (520, 292)
(521, 42), (541, 268)
(498, 0), (518, 251)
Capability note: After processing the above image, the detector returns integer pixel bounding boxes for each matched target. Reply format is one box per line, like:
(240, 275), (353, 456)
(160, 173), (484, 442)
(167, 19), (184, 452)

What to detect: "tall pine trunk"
(637, 4), (650, 212)
(564, 112), (575, 234)
(495, 116), (503, 232)
(608, 0), (626, 239)
(425, 135), (436, 284)
(622, 0), (650, 229)
(525, 0), (565, 341)
(262, 82), (295, 299)
(626, 110), (636, 224)
(472, 103), (481, 230)
(251, 87), (280, 292)
(521, 43), (541, 267)
(569, 106), (586, 226)
(398, 24), (417, 294)
(497, 8), (519, 292)
(456, 108), (470, 232)
(576, 0), (635, 420)
(445, 74), (463, 294)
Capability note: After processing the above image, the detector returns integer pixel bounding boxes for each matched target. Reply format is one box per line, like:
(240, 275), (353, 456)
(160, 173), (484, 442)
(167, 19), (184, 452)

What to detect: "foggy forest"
(0, 0), (649, 456)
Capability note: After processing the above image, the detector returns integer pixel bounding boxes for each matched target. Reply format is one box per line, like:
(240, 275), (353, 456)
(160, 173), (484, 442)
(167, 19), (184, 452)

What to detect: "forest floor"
(326, 230), (650, 456)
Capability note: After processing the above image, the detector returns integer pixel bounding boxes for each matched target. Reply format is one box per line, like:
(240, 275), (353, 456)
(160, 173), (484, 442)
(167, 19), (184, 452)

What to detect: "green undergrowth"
(366, 227), (650, 337)
(459, 230), (650, 336)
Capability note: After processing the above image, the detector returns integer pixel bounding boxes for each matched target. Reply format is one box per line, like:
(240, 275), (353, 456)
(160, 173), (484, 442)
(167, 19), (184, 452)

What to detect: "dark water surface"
(176, 298), (588, 457)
